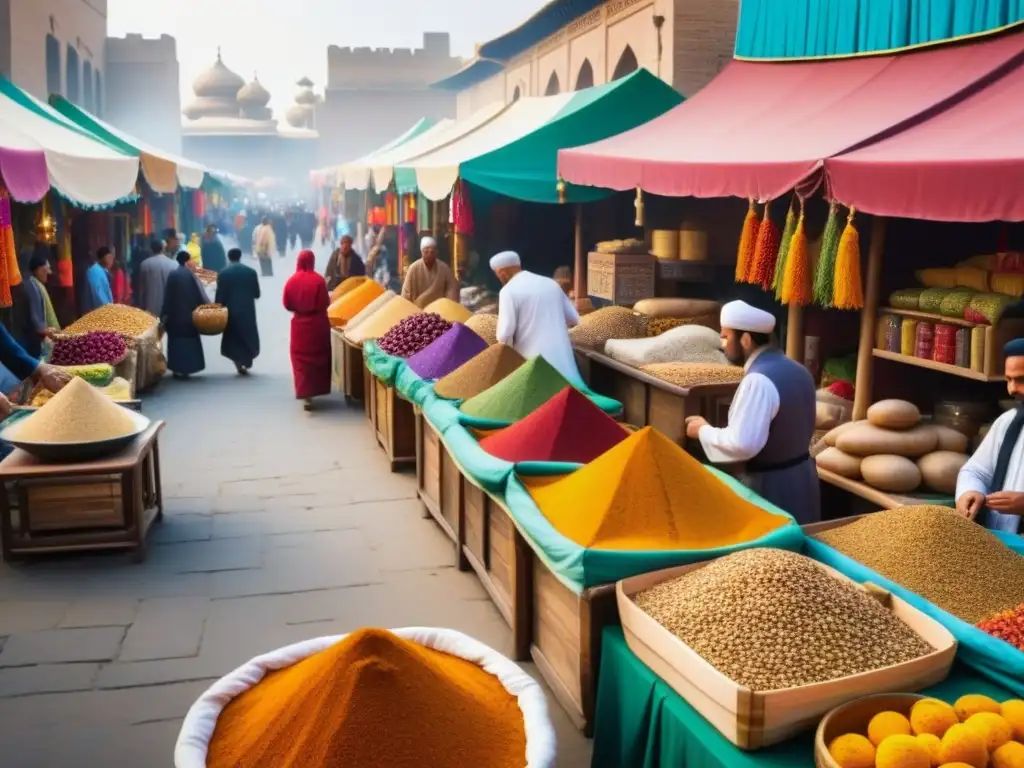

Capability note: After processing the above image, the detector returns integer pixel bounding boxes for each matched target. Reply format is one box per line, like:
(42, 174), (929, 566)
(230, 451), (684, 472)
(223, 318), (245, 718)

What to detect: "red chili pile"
(378, 313), (452, 358)
(977, 602), (1024, 650)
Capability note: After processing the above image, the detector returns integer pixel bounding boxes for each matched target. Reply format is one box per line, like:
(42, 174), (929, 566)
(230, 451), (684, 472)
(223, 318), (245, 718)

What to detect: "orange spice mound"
(523, 426), (788, 550)
(206, 628), (527, 768)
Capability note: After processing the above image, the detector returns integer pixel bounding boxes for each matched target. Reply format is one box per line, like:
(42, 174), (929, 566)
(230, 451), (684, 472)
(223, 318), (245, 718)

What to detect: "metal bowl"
(0, 408), (150, 462)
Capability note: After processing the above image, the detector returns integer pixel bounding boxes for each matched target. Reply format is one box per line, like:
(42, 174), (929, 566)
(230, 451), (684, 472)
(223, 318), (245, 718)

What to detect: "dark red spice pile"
(977, 602), (1024, 650)
(378, 313), (452, 358)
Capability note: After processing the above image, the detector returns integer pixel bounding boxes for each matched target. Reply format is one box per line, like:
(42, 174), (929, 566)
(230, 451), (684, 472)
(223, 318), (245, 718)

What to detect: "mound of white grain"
(604, 324), (727, 368)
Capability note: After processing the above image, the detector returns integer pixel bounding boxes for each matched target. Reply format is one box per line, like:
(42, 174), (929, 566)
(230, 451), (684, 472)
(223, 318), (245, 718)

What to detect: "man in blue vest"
(684, 300), (820, 524)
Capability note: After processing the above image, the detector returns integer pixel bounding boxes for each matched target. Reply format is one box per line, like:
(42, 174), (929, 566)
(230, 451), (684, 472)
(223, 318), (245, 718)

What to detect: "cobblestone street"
(0, 253), (591, 766)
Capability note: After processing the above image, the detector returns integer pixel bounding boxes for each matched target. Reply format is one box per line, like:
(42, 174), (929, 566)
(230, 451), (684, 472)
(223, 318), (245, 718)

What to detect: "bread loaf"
(824, 420), (864, 447)
(835, 423), (938, 458)
(815, 447), (862, 479)
(861, 454), (922, 492)
(917, 451), (968, 494)
(633, 298), (720, 319)
(867, 399), (921, 429)
(925, 423), (970, 453)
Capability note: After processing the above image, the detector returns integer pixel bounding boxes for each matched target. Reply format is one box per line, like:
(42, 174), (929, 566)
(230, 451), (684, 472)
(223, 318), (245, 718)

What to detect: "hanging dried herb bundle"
(813, 202), (842, 307)
(734, 199), (760, 284)
(832, 209), (865, 310)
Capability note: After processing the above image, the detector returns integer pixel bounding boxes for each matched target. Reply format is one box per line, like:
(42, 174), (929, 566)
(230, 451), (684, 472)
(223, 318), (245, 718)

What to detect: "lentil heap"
(328, 279), (385, 328)
(524, 426), (789, 550)
(568, 306), (648, 349)
(464, 313), (499, 345)
(378, 313), (452, 357)
(424, 297), (472, 324)
(640, 362), (745, 388)
(407, 323), (487, 380)
(206, 628), (527, 768)
(634, 548), (935, 691)
(65, 304), (158, 336)
(345, 296), (421, 343)
(433, 343), (525, 401)
(459, 356), (570, 423)
(12, 377), (137, 443)
(814, 506), (1024, 624)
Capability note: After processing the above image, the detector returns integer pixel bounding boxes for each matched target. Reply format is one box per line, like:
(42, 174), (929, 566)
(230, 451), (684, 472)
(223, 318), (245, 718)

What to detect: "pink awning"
(557, 31), (1024, 201)
(825, 58), (1024, 222)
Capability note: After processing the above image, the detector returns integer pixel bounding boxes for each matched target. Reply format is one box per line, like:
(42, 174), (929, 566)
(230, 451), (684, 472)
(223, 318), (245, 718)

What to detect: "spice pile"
(206, 628), (527, 768)
(480, 386), (627, 464)
(814, 506), (1024, 624)
(639, 362), (744, 388)
(30, 376), (131, 407)
(634, 549), (934, 691)
(11, 377), (137, 443)
(568, 306), (648, 349)
(977, 603), (1024, 650)
(328, 279), (385, 329)
(604, 325), (727, 368)
(524, 426), (788, 550)
(65, 304), (157, 336)
(465, 313), (498, 345)
(50, 332), (127, 366)
(345, 296), (420, 343)
(330, 275), (368, 301)
(459, 356), (570, 423)
(407, 323), (487, 380)
(433, 344), (524, 401)
(343, 291), (395, 337)
(424, 297), (472, 324)
(378, 313), (452, 357)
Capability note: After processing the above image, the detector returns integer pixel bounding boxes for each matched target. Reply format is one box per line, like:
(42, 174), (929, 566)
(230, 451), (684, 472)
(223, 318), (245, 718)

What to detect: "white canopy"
(398, 92), (576, 201)
(342, 120), (454, 191)
(370, 102), (505, 193)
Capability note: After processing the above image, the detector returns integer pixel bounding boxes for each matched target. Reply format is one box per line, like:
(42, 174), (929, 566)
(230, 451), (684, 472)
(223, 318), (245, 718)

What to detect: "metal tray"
(0, 408), (151, 462)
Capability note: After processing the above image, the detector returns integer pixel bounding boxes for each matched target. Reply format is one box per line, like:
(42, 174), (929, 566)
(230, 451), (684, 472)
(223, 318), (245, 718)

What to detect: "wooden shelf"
(879, 306), (985, 328)
(816, 467), (953, 509)
(871, 348), (1001, 382)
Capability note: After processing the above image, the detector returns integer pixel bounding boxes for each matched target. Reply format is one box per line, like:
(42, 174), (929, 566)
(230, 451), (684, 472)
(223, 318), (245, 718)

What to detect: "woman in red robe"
(283, 250), (331, 410)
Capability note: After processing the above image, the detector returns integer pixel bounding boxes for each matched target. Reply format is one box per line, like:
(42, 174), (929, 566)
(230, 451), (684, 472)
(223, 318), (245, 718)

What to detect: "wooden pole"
(432, 199), (441, 240)
(785, 304), (804, 362)
(852, 216), (887, 421)
(573, 204), (585, 306)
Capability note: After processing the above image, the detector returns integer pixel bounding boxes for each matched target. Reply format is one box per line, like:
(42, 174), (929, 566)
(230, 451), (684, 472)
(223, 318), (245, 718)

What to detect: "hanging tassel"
(751, 201), (781, 290)
(772, 197), (798, 298)
(813, 202), (842, 307)
(734, 198), (760, 283)
(781, 201), (811, 306)
(0, 190), (21, 288)
(832, 207), (864, 310)
(634, 187), (644, 227)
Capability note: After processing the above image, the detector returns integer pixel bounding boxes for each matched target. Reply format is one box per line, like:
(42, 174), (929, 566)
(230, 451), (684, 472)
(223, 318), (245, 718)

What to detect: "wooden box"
(415, 409), (467, 568)
(24, 476), (123, 531)
(342, 337), (365, 403)
(331, 329), (345, 391)
(586, 251), (656, 305)
(372, 376), (416, 471)
(616, 560), (957, 750)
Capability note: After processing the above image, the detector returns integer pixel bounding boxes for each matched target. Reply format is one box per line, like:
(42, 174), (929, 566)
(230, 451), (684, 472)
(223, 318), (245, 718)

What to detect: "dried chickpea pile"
(633, 548), (934, 691)
(568, 306), (648, 349)
(465, 313), (498, 345)
(65, 304), (158, 336)
(640, 362), (744, 387)
(814, 505), (1024, 624)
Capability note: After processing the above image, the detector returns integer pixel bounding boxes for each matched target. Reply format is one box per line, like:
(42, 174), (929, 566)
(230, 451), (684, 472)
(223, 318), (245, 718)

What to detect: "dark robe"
(324, 250), (366, 291)
(201, 235), (228, 273)
(161, 266), (207, 375)
(215, 262), (260, 368)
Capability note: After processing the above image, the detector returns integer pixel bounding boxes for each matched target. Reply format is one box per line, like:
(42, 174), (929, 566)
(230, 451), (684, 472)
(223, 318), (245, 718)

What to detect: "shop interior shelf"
(871, 348), (1002, 382)
(878, 306), (987, 327)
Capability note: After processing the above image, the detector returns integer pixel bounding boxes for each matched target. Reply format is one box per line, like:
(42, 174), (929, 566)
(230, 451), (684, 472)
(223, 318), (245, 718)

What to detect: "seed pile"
(344, 291), (395, 337)
(345, 296), (420, 343)
(406, 323), (487, 380)
(645, 313), (719, 336)
(12, 377), (137, 443)
(814, 506), (1024, 623)
(50, 332), (127, 366)
(434, 343), (524, 400)
(605, 325), (728, 368)
(378, 313), (452, 357)
(568, 306), (648, 349)
(328, 279), (385, 328)
(465, 313), (498, 345)
(977, 603), (1024, 650)
(459, 356), (570, 423)
(640, 362), (745, 387)
(65, 304), (158, 336)
(423, 297), (472, 324)
(634, 548), (935, 691)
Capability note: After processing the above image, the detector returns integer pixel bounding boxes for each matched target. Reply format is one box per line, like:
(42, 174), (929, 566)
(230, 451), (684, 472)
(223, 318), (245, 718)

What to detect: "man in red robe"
(283, 250), (331, 410)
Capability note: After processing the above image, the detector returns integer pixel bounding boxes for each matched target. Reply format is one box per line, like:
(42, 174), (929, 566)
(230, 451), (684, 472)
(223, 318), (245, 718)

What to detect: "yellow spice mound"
(331, 275), (368, 301)
(424, 298), (471, 324)
(523, 426), (788, 550)
(346, 296), (421, 343)
(328, 279), (385, 328)
(12, 377), (137, 443)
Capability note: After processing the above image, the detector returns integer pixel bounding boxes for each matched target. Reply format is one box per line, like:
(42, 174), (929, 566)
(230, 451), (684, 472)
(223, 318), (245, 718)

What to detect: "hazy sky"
(108, 0), (544, 118)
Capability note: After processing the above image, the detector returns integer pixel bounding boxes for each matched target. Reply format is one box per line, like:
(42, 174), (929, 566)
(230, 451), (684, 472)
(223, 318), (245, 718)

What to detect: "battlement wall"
(106, 33), (176, 64)
(327, 32), (460, 88)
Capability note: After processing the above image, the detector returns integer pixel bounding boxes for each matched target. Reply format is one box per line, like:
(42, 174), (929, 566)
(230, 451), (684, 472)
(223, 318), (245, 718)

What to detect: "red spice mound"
(206, 628), (527, 767)
(480, 386), (628, 464)
(977, 602), (1024, 650)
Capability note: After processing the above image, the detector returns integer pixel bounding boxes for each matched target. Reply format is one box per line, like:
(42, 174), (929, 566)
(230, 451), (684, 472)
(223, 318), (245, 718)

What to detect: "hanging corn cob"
(781, 199), (811, 306)
(772, 197), (798, 299)
(734, 199), (760, 283)
(813, 202), (842, 307)
(751, 201), (781, 290)
(832, 207), (864, 310)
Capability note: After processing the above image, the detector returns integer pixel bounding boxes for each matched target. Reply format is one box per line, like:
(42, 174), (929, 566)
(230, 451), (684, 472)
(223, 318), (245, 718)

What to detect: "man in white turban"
(684, 300), (820, 524)
(401, 235), (459, 308)
(491, 250), (583, 384)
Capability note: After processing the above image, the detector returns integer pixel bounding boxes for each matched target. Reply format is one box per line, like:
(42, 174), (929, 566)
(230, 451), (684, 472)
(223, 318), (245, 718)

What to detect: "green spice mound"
(459, 356), (572, 423)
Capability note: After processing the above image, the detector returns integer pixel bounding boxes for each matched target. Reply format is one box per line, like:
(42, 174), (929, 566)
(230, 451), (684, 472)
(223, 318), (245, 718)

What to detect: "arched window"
(511, 85), (521, 102)
(45, 35), (61, 96)
(94, 70), (102, 116)
(612, 45), (638, 80)
(575, 59), (594, 90)
(82, 60), (94, 112)
(544, 71), (560, 96)
(66, 45), (80, 104)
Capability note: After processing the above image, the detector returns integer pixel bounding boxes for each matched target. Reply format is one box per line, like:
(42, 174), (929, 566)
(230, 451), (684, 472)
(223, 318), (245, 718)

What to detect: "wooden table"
(816, 467), (954, 514)
(0, 421), (165, 563)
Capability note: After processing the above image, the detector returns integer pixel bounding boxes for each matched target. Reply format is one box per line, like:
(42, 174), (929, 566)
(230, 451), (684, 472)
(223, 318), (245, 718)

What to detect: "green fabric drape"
(735, 0), (1024, 60)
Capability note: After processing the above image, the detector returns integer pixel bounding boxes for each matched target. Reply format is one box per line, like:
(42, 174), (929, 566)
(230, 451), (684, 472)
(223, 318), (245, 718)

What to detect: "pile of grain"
(11, 377), (137, 443)
(568, 306), (648, 349)
(65, 304), (157, 336)
(460, 357), (570, 423)
(605, 325), (727, 368)
(346, 296), (421, 343)
(434, 344), (524, 401)
(814, 506), (1024, 623)
(464, 313), (499, 345)
(634, 548), (935, 691)
(645, 313), (719, 337)
(640, 362), (744, 388)
(424, 298), (472, 324)
(344, 291), (395, 338)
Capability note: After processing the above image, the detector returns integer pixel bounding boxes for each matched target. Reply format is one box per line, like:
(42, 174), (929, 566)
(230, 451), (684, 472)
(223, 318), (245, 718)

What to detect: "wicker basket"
(193, 304), (228, 335)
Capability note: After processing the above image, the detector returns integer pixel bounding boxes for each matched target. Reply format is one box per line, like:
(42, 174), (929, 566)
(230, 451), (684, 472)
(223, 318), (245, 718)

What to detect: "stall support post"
(852, 216), (887, 420)
(573, 204), (585, 308)
(785, 304), (804, 363)
(432, 199), (441, 241)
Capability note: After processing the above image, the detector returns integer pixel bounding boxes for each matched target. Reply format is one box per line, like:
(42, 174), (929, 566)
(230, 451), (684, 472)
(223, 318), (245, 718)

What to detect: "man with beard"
(956, 338), (1024, 532)
(684, 299), (819, 524)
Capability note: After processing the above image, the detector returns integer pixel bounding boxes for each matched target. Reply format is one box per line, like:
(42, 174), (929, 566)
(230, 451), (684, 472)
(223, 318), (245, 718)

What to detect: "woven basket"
(193, 304), (228, 335)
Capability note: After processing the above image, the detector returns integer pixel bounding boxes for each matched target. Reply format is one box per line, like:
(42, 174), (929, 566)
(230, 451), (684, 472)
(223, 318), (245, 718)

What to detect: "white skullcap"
(489, 250), (521, 271)
(420, 236), (437, 250)
(720, 300), (775, 334)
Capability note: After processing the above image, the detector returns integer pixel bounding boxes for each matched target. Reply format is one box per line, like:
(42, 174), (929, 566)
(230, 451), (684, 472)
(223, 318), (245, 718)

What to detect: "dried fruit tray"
(616, 559), (956, 751)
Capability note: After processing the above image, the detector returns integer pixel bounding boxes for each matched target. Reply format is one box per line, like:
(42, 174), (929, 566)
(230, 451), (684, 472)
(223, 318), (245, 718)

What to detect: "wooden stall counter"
(0, 421), (165, 563)
(414, 407), (467, 569)
(817, 467), (954, 516)
(364, 360), (415, 472)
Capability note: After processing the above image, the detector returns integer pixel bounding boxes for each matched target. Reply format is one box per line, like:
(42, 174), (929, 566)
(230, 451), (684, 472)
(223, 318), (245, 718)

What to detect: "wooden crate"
(372, 376), (416, 471)
(363, 359), (376, 429)
(586, 251), (656, 306)
(617, 560), (956, 750)
(24, 476), (124, 531)
(343, 337), (366, 403)
(330, 329), (345, 392)
(415, 409), (467, 568)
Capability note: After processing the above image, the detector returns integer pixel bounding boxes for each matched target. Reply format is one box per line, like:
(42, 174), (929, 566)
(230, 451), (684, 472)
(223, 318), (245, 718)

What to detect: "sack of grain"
(835, 423), (938, 458)
(816, 389), (853, 424)
(954, 267), (989, 292)
(957, 254), (999, 270)
(633, 298), (720, 319)
(939, 289), (975, 319)
(918, 288), (952, 313)
(815, 402), (844, 430)
(861, 454), (922, 492)
(815, 447), (862, 479)
(917, 451), (968, 494)
(604, 325), (726, 368)
(924, 423), (969, 453)
(916, 268), (958, 289)
(867, 399), (920, 430)
(964, 292), (1014, 325)
(888, 288), (923, 310)
(639, 362), (744, 388)
(569, 306), (648, 349)
(824, 420), (864, 447)
(991, 272), (1024, 297)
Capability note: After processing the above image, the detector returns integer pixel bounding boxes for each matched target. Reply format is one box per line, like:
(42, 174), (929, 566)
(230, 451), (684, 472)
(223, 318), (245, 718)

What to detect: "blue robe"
(201, 236), (228, 274)
(161, 266), (206, 375)
(215, 262), (260, 368)
(83, 263), (113, 313)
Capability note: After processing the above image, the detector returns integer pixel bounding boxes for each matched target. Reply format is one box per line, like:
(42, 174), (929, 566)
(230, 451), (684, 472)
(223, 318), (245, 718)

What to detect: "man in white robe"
(956, 338), (1024, 533)
(491, 251), (582, 385)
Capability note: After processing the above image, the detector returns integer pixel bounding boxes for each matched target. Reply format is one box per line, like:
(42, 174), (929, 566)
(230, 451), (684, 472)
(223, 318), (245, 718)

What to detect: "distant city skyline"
(107, 0), (546, 120)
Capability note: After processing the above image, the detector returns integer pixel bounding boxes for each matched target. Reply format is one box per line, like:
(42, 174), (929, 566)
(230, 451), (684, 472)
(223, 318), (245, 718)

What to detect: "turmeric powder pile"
(523, 426), (789, 550)
(206, 628), (527, 768)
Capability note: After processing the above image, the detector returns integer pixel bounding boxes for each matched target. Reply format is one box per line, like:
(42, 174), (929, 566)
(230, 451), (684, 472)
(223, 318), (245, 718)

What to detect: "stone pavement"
(0, 250), (593, 766)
